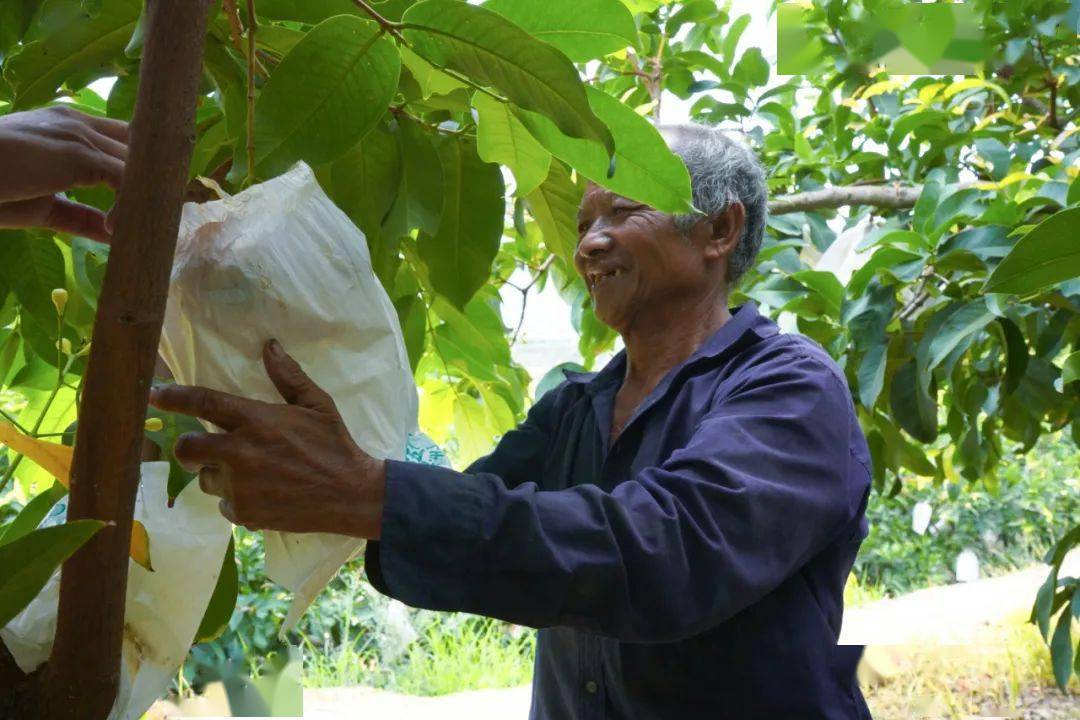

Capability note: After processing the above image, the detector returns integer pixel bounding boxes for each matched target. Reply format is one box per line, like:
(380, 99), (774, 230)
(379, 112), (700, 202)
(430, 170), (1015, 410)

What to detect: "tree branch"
(245, 0), (257, 184)
(768, 182), (979, 215)
(28, 2), (214, 718)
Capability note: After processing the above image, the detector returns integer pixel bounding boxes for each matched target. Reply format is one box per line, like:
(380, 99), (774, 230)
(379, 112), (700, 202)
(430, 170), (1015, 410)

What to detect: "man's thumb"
(263, 339), (334, 410)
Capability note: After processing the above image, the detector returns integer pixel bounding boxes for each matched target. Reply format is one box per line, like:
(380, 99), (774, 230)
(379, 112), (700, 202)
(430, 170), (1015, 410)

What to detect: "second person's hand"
(0, 105), (128, 242)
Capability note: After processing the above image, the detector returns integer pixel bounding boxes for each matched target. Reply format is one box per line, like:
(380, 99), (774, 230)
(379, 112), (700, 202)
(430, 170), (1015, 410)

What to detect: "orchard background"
(0, 0), (1078, 715)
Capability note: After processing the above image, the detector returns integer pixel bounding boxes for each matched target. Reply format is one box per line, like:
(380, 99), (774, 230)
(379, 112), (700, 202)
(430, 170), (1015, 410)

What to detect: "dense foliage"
(0, 0), (1077, 692)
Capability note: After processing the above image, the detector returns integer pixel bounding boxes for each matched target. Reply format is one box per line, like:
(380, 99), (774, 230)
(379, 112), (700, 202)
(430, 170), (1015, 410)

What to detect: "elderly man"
(151, 124), (873, 719)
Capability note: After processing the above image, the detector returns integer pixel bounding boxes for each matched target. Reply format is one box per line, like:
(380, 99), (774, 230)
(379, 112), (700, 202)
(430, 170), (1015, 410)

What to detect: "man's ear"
(701, 203), (745, 262)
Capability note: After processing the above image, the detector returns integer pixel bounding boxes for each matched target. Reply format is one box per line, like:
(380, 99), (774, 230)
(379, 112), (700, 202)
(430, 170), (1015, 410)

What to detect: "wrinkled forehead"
(578, 183), (635, 216)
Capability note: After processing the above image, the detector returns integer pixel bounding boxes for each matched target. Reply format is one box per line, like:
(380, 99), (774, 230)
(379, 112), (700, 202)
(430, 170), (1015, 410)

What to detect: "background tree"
(0, 0), (1077, 714)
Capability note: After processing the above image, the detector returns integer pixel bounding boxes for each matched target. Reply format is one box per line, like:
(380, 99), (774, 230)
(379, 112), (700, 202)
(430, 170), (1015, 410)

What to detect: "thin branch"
(245, 0), (257, 184)
(221, 0), (268, 78)
(510, 256), (555, 345)
(351, 0), (406, 42)
(768, 182), (980, 215)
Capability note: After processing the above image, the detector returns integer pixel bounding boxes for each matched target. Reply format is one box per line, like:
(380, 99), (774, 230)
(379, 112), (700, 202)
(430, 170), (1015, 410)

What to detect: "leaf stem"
(351, 0), (406, 42)
(245, 0), (258, 185)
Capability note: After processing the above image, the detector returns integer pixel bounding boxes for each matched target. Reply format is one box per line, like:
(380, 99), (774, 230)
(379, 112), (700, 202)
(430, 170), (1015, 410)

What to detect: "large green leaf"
(194, 534), (238, 644)
(401, 0), (614, 157)
(2, 0), (140, 109)
(0, 232), (66, 329)
(255, 0), (362, 23)
(0, 519), (105, 627)
(482, 0), (638, 62)
(418, 137), (505, 308)
(517, 86), (694, 214)
(327, 124), (403, 245)
(525, 161), (583, 268)
(983, 208), (1080, 294)
(890, 359), (937, 443)
(473, 93), (551, 197)
(857, 342), (888, 410)
(1062, 351), (1080, 387)
(387, 117), (444, 238)
(248, 16), (401, 178)
(0, 481), (67, 547)
(1049, 603), (1074, 690)
(917, 300), (994, 375)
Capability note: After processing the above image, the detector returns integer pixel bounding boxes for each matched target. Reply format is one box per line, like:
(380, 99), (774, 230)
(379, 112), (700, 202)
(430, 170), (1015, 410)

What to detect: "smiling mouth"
(587, 268), (624, 291)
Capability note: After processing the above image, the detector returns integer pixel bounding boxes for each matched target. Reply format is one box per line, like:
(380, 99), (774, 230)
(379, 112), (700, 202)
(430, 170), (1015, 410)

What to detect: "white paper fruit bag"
(0, 462), (232, 720)
(159, 161), (419, 632)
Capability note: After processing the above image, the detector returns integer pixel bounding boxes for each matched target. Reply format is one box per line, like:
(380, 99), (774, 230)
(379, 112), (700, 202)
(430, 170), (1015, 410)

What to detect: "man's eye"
(577, 220), (591, 235)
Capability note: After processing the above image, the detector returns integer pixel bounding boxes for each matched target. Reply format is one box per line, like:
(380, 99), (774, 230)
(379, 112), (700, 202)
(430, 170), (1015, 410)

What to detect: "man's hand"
(148, 339), (386, 538)
(0, 106), (129, 243)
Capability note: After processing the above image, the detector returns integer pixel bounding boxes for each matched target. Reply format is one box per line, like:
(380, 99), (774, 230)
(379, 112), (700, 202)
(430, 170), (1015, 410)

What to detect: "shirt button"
(585, 680), (598, 694)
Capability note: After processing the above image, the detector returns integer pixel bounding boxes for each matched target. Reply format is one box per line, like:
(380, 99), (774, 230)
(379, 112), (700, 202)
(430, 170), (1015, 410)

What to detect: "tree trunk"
(21, 2), (213, 718)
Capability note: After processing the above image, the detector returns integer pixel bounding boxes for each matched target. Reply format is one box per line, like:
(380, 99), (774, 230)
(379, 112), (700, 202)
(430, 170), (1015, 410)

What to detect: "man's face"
(574, 184), (726, 333)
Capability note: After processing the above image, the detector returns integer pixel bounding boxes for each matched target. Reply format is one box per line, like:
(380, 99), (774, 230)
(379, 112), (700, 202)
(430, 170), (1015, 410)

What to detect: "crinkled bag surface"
(159, 161), (419, 632)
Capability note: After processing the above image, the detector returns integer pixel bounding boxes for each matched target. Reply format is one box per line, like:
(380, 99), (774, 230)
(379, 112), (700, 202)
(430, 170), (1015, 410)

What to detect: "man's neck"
(621, 292), (732, 393)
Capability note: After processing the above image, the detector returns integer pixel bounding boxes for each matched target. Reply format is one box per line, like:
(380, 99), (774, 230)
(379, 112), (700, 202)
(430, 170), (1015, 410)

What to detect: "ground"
(151, 553), (1079, 719)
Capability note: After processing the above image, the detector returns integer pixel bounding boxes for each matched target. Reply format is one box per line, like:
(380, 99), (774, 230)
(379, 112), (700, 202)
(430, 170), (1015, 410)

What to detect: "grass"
(860, 610), (1079, 719)
(391, 617), (535, 696)
(299, 613), (535, 696)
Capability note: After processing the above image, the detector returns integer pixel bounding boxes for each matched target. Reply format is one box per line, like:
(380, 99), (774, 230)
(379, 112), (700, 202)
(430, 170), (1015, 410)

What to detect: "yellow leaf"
(0, 421), (72, 487)
(0, 421), (152, 569)
(130, 520), (153, 572)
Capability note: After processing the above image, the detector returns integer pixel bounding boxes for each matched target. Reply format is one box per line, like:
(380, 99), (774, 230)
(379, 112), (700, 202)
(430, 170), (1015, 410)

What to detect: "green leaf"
(1062, 351), (1080, 386)
(1033, 568), (1057, 640)
(3, 0), (140, 109)
(473, 93), (551, 197)
(0, 481), (66, 547)
(984, 208), (1080, 294)
(255, 0), (362, 23)
(1050, 603), (1074, 690)
(393, 294), (427, 373)
(516, 86), (694, 214)
(857, 342), (888, 410)
(248, 16), (401, 178)
(482, 0), (638, 62)
(393, 117), (444, 237)
(721, 14), (752, 70)
(524, 161), (583, 268)
(418, 137), (505, 308)
(0, 232), (66, 328)
(0, 519), (105, 627)
(194, 535), (238, 644)
(895, 4), (954, 68)
(731, 47), (769, 87)
(790, 270), (843, 314)
(998, 317), (1029, 396)
(890, 360), (937, 443)
(327, 124), (403, 246)
(105, 72), (137, 120)
(917, 300), (994, 374)
(401, 0), (614, 157)
(399, 45), (467, 98)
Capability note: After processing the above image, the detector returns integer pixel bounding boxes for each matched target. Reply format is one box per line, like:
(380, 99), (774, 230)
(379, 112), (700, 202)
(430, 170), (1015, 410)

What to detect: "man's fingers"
(262, 339), (335, 410)
(175, 432), (234, 472)
(149, 384), (252, 431)
(0, 196), (110, 243)
(44, 196), (111, 242)
(196, 464), (229, 497)
(84, 129), (128, 163)
(72, 145), (125, 190)
(85, 114), (129, 143)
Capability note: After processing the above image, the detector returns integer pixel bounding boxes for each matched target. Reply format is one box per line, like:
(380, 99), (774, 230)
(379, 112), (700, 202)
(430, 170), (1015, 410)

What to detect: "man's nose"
(577, 223), (614, 260)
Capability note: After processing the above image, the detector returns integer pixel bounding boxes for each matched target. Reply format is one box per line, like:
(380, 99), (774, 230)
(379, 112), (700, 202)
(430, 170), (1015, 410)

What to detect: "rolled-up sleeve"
(367, 352), (864, 643)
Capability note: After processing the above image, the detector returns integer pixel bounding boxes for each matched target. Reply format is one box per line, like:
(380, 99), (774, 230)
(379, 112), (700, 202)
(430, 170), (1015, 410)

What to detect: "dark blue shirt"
(366, 303), (874, 719)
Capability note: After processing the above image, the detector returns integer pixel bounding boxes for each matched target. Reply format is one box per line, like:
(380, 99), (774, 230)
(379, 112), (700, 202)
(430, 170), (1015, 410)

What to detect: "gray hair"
(658, 124), (768, 285)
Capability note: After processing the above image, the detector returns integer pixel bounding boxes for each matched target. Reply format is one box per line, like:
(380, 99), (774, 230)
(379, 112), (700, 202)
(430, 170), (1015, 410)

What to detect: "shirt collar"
(562, 302), (777, 392)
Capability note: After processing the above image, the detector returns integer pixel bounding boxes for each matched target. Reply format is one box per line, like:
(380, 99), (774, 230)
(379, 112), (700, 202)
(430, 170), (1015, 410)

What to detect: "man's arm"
(368, 350), (868, 643)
